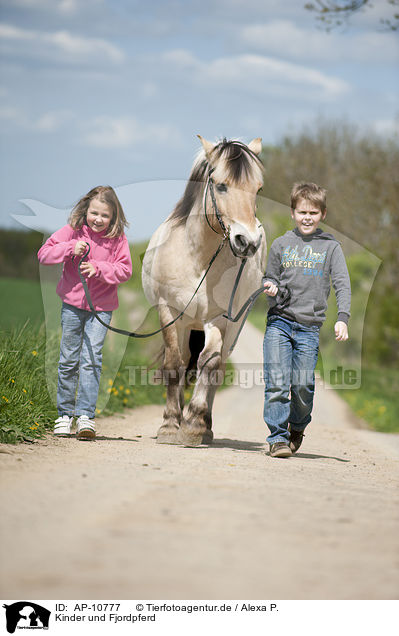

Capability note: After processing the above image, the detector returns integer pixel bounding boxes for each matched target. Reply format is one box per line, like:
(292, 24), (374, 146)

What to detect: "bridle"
(203, 168), (231, 241)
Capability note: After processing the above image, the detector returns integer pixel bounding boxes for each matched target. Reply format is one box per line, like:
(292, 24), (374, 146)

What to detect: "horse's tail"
(186, 329), (205, 386)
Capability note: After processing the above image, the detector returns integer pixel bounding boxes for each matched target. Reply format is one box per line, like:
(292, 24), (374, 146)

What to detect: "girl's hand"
(80, 261), (96, 279)
(335, 321), (348, 341)
(263, 280), (278, 297)
(74, 240), (88, 256)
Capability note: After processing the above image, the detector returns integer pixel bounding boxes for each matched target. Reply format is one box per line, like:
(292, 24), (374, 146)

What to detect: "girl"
(38, 186), (132, 440)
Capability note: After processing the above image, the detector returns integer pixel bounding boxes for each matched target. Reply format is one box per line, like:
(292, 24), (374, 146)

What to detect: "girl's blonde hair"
(69, 185), (128, 238)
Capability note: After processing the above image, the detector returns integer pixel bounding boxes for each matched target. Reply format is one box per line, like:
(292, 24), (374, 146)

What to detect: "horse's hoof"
(177, 426), (213, 447)
(156, 425), (180, 445)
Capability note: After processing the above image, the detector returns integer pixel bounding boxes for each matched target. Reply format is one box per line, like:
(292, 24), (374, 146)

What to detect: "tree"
(304, 0), (399, 31)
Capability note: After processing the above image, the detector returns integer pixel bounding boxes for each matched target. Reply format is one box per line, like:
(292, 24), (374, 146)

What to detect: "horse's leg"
(156, 303), (186, 444)
(177, 324), (224, 446)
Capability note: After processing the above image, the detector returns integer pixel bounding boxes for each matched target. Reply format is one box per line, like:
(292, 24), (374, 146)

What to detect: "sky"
(0, 0), (398, 241)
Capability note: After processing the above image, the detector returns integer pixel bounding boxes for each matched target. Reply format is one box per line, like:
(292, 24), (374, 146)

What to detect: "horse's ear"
(248, 137), (262, 155)
(197, 135), (215, 158)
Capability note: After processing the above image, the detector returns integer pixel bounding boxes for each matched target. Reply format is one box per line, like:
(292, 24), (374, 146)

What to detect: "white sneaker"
(54, 415), (73, 436)
(76, 415), (96, 440)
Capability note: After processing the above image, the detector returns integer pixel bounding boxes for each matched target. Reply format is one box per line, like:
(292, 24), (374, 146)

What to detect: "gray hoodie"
(263, 228), (351, 327)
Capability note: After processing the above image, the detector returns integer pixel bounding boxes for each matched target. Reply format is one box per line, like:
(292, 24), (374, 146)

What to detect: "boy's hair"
(290, 182), (327, 214)
(69, 185), (128, 238)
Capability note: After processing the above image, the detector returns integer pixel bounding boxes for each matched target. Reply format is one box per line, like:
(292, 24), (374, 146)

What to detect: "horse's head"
(198, 136), (264, 258)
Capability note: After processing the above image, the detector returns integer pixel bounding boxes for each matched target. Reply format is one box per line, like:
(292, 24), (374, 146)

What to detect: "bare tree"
(304, 0), (399, 31)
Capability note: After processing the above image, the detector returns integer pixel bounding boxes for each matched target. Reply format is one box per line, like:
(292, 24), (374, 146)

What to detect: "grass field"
(0, 278), (44, 329)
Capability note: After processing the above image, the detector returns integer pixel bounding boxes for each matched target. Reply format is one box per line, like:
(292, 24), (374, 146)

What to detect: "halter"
(203, 168), (231, 241)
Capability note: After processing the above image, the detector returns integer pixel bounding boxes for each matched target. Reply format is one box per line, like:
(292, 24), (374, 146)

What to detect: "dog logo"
(3, 602), (51, 633)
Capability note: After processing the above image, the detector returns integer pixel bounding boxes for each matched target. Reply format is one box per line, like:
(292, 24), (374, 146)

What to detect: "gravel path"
(1, 323), (398, 600)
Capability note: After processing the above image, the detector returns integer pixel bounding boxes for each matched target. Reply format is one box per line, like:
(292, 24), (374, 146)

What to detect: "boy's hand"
(74, 240), (88, 256)
(80, 261), (96, 279)
(263, 280), (278, 297)
(335, 321), (348, 341)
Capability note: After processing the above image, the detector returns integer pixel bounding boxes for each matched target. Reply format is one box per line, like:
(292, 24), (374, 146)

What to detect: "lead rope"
(77, 240), (227, 338)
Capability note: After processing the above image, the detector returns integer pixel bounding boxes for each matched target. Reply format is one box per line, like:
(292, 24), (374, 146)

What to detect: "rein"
(77, 239), (228, 338)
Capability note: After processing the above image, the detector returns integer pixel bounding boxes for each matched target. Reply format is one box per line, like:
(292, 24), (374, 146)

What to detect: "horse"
(142, 136), (266, 446)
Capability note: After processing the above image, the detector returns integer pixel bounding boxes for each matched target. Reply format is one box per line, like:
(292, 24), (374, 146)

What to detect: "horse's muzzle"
(230, 232), (262, 258)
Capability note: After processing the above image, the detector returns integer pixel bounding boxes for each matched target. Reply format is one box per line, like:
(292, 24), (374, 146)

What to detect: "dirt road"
(1, 323), (398, 600)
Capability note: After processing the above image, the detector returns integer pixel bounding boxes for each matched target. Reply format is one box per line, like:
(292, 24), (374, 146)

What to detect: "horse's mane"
(170, 138), (263, 226)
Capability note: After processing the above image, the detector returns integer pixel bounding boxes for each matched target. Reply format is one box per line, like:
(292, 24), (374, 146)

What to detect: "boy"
(263, 182), (351, 458)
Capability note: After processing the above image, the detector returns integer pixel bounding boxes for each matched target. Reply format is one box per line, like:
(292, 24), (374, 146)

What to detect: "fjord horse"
(142, 136), (266, 445)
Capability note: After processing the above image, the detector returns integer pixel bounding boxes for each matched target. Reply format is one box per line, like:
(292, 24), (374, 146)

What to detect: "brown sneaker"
(269, 442), (292, 458)
(289, 430), (304, 454)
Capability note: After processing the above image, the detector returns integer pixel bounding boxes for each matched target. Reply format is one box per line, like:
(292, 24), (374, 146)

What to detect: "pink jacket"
(38, 224), (132, 311)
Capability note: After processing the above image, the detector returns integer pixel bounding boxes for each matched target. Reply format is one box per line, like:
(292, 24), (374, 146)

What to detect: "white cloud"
(0, 22), (124, 65)
(240, 20), (399, 64)
(35, 110), (73, 131)
(0, 105), (73, 132)
(81, 115), (182, 149)
(0, 106), (28, 127)
(161, 49), (349, 98)
(0, 105), (180, 148)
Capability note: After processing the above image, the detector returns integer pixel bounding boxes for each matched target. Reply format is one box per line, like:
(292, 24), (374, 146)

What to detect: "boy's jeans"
(57, 302), (112, 419)
(263, 315), (320, 445)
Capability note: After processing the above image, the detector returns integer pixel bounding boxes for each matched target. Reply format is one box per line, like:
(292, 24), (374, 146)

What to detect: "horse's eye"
(216, 183), (227, 193)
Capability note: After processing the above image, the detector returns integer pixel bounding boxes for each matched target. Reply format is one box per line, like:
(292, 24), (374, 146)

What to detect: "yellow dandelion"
(119, 385), (124, 391)
(108, 379), (113, 386)
(31, 350), (38, 356)
(29, 401), (34, 405)
(22, 388), (27, 393)
(2, 396), (9, 403)
(10, 378), (15, 384)
(123, 398), (128, 405)
(125, 388), (131, 395)
(106, 388), (112, 394)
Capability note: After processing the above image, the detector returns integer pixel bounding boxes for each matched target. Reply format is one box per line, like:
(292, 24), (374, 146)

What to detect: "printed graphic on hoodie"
(281, 245), (327, 277)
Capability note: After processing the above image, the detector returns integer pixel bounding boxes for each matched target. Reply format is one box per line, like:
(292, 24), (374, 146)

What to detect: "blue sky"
(1, 0), (398, 241)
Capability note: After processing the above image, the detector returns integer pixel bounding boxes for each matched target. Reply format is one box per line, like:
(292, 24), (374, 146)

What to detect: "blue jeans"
(57, 302), (112, 419)
(263, 315), (320, 444)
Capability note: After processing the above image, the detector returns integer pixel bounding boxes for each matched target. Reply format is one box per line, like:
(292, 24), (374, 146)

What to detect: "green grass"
(0, 278), (44, 329)
(0, 322), (58, 443)
(331, 367), (399, 434)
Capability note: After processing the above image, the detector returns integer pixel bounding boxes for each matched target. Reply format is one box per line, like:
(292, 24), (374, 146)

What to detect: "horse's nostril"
(234, 234), (249, 251)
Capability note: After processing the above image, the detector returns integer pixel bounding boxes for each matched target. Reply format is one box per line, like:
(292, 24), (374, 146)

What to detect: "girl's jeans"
(57, 302), (112, 419)
(263, 315), (320, 444)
